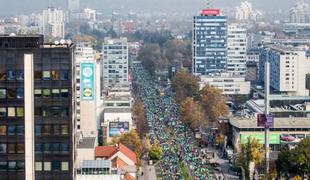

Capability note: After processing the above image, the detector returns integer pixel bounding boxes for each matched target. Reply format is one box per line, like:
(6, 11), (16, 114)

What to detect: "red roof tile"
(95, 143), (137, 164)
(118, 143), (137, 164)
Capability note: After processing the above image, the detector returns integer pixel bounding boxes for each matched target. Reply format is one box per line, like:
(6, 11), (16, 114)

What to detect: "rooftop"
(95, 143), (137, 164)
(104, 108), (132, 113)
(77, 137), (96, 149)
(81, 160), (111, 169)
(230, 117), (310, 129)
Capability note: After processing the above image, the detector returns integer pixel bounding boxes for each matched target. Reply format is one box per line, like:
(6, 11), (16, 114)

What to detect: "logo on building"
(81, 63), (95, 101)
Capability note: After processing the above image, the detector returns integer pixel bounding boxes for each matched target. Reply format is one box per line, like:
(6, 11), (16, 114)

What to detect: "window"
(0, 68), (6, 80)
(52, 161), (61, 171)
(16, 88), (24, 99)
(51, 71), (60, 80)
(16, 107), (24, 117)
(53, 125), (60, 135)
(44, 144), (52, 154)
(61, 89), (69, 97)
(0, 161), (7, 171)
(0, 108), (6, 117)
(43, 89), (51, 98)
(60, 71), (69, 80)
(60, 144), (69, 153)
(35, 125), (42, 136)
(7, 88), (16, 98)
(8, 161), (16, 171)
(7, 107), (15, 117)
(0, 125), (6, 135)
(52, 89), (60, 98)
(0, 144), (6, 153)
(35, 144), (42, 153)
(44, 162), (51, 171)
(61, 125), (69, 135)
(61, 162), (69, 171)
(16, 161), (24, 171)
(16, 144), (24, 154)
(8, 144), (16, 154)
(0, 89), (6, 99)
(35, 89), (42, 98)
(43, 125), (51, 135)
(34, 71), (42, 80)
(52, 143), (60, 153)
(8, 125), (15, 135)
(16, 70), (24, 81)
(34, 107), (42, 116)
(7, 70), (15, 80)
(43, 71), (51, 80)
(16, 125), (24, 135)
(35, 162), (42, 171)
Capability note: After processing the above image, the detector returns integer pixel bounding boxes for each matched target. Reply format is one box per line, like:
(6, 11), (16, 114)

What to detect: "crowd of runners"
(132, 63), (211, 180)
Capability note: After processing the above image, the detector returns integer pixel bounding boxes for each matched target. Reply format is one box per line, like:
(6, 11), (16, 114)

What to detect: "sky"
(0, 0), (307, 16)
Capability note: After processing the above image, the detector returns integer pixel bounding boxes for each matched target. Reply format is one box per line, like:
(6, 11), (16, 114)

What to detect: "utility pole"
(264, 49), (270, 176)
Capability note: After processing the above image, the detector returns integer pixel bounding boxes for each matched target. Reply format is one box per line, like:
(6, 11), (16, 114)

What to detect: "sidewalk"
(137, 160), (157, 180)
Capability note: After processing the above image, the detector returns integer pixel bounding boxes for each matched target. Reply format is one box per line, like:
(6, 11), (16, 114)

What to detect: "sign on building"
(109, 122), (129, 137)
(81, 63), (95, 101)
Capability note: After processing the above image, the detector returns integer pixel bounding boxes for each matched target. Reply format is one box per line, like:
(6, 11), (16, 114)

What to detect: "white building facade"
(102, 38), (129, 88)
(227, 24), (247, 76)
(42, 7), (65, 38)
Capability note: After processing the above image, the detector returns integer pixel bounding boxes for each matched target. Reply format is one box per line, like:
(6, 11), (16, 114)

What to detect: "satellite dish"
(60, 39), (65, 44)
(67, 40), (72, 45)
(54, 41), (59, 45)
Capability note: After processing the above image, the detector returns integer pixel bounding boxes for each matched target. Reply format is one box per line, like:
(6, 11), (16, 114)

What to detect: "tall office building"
(227, 24), (247, 76)
(235, 1), (253, 22)
(192, 9), (227, 75)
(67, 0), (80, 12)
(0, 35), (74, 180)
(102, 38), (129, 88)
(42, 7), (66, 39)
(290, 1), (310, 23)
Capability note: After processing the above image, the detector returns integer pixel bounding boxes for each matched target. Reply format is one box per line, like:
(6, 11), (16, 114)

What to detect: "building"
(83, 8), (96, 22)
(245, 61), (258, 83)
(259, 45), (309, 96)
(200, 73), (251, 95)
(0, 35), (74, 179)
(235, 1), (252, 22)
(67, 0), (80, 12)
(76, 137), (96, 169)
(192, 9), (227, 75)
(102, 38), (129, 88)
(289, 1), (310, 24)
(42, 7), (65, 38)
(75, 43), (100, 137)
(76, 160), (120, 180)
(227, 24), (247, 76)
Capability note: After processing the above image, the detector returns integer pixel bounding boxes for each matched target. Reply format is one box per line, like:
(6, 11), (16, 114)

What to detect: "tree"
(172, 70), (199, 102)
(148, 140), (162, 161)
(236, 137), (264, 179)
(276, 145), (292, 176)
(199, 85), (228, 125)
(180, 97), (204, 130)
(112, 130), (144, 166)
(294, 138), (310, 175)
(133, 101), (148, 138)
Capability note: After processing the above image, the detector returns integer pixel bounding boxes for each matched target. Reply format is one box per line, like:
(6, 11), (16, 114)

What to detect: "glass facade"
(193, 14), (227, 75)
(0, 36), (73, 180)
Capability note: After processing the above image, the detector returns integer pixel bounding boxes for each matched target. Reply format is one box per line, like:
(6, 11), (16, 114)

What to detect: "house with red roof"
(95, 143), (137, 180)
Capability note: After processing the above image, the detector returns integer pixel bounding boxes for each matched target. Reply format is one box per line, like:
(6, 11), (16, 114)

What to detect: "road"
(208, 146), (239, 180)
(137, 160), (157, 180)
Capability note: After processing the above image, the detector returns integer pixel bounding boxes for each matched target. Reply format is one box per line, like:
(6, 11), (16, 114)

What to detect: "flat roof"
(230, 117), (310, 129)
(81, 160), (111, 169)
(77, 137), (96, 149)
(104, 108), (132, 113)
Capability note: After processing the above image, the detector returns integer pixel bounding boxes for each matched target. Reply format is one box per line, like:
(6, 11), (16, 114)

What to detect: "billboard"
(201, 9), (221, 16)
(109, 122), (129, 137)
(257, 114), (274, 128)
(81, 63), (95, 101)
(240, 133), (280, 145)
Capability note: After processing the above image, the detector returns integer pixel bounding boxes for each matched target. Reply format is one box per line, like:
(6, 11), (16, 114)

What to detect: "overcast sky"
(0, 0), (307, 16)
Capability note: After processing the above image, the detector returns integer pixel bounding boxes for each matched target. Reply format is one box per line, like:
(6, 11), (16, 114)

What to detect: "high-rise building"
(290, 1), (310, 23)
(102, 38), (129, 88)
(67, 0), (80, 12)
(192, 9), (227, 75)
(259, 45), (309, 96)
(227, 24), (247, 76)
(235, 1), (252, 22)
(0, 35), (75, 180)
(42, 7), (65, 39)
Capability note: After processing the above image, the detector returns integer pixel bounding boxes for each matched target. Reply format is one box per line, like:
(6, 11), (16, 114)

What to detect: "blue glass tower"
(192, 9), (227, 75)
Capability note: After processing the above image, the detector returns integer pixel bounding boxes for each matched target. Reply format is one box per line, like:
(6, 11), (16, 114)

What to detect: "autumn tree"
(199, 85), (228, 125)
(148, 140), (163, 161)
(235, 137), (264, 179)
(133, 101), (148, 138)
(172, 70), (200, 102)
(180, 97), (204, 130)
(111, 130), (144, 166)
